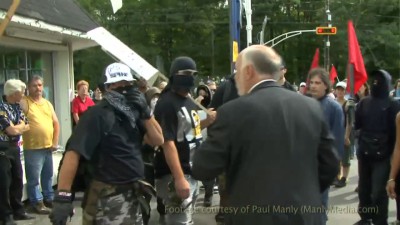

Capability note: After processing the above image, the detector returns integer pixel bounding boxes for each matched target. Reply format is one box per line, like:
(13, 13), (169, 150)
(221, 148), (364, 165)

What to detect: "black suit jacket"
(192, 81), (339, 225)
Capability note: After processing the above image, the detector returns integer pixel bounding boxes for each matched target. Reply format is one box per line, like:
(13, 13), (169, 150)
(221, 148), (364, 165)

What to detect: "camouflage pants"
(83, 179), (143, 225)
(155, 175), (199, 225)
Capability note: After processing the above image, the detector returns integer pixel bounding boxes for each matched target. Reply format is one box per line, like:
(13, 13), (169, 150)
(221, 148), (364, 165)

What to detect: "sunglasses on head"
(176, 69), (198, 76)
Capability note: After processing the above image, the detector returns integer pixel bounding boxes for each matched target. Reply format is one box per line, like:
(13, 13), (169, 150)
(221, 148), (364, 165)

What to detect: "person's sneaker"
(30, 201), (51, 214)
(215, 212), (225, 224)
(335, 177), (347, 188)
(13, 212), (35, 221)
(331, 177), (340, 186)
(43, 200), (53, 208)
(203, 195), (212, 207)
(213, 185), (219, 194)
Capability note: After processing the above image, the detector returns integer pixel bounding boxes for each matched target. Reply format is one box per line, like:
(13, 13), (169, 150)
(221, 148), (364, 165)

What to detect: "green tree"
(74, 0), (399, 87)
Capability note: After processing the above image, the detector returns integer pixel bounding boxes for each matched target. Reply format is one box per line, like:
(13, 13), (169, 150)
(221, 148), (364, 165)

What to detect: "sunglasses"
(176, 69), (198, 76)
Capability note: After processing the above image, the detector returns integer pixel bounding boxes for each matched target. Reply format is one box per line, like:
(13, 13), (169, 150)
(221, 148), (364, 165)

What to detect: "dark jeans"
(202, 179), (215, 198)
(0, 146), (24, 221)
(358, 157), (390, 225)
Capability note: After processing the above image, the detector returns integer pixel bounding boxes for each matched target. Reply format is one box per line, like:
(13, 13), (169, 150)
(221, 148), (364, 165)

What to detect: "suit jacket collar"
(249, 80), (280, 94)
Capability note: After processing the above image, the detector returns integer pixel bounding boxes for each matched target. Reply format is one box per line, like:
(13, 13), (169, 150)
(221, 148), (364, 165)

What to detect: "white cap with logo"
(336, 81), (347, 89)
(104, 62), (135, 84)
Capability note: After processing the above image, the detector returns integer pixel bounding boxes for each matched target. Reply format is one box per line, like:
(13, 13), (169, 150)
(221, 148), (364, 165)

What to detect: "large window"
(0, 46), (54, 103)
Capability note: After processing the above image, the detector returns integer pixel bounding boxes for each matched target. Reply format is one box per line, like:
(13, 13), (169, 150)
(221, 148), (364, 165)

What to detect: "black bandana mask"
(114, 85), (134, 95)
(171, 75), (195, 93)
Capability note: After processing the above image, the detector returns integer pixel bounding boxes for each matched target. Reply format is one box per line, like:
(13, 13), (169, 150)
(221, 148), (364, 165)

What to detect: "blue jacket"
(320, 96), (345, 158)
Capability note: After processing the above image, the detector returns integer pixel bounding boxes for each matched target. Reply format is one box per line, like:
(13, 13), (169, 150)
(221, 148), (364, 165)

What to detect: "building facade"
(0, 0), (99, 200)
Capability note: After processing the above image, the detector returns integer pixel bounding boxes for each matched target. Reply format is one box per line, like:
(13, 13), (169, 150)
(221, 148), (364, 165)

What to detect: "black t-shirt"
(154, 91), (203, 178)
(67, 101), (145, 185)
(209, 75), (239, 109)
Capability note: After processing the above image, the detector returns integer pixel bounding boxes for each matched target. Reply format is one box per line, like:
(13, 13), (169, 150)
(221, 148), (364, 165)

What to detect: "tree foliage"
(74, 0), (399, 86)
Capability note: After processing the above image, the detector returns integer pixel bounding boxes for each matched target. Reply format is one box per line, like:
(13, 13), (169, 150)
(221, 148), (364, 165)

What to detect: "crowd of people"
(1, 45), (400, 225)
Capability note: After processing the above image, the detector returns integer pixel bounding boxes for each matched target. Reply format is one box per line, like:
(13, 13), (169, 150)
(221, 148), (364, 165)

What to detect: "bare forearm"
(163, 141), (185, 180)
(144, 117), (163, 146)
(6, 123), (29, 136)
(73, 113), (79, 124)
(390, 146), (400, 180)
(52, 122), (60, 146)
(57, 151), (80, 191)
(345, 123), (351, 140)
(200, 119), (211, 129)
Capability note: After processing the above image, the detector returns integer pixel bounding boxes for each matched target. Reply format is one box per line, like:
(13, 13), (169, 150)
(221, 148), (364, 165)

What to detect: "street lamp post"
(325, 2), (332, 71)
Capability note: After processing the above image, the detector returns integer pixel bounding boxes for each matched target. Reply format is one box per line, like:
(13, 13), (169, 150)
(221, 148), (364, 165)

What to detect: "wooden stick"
(0, 0), (21, 37)
(188, 96), (213, 116)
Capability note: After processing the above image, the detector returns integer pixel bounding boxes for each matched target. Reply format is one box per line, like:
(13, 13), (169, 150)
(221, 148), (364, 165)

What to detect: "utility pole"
(244, 0), (252, 46)
(325, 0), (331, 71)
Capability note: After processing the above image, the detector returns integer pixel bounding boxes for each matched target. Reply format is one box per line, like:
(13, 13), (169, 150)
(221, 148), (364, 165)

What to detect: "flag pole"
(348, 63), (355, 139)
(349, 63), (355, 99)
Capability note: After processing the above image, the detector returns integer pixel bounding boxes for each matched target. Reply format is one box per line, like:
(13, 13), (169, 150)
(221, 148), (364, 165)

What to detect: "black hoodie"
(355, 70), (400, 158)
(370, 70), (392, 98)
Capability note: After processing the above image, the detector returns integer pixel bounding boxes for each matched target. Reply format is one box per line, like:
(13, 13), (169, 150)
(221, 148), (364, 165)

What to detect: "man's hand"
(195, 96), (204, 103)
(174, 177), (190, 199)
(125, 88), (151, 120)
(50, 144), (58, 151)
(49, 191), (74, 225)
(344, 138), (351, 147)
(387, 180), (396, 199)
(206, 109), (217, 123)
(346, 98), (356, 111)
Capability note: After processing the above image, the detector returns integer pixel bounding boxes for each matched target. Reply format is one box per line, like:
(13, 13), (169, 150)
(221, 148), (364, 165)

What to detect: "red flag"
(329, 65), (338, 85)
(347, 20), (368, 94)
(309, 48), (320, 71)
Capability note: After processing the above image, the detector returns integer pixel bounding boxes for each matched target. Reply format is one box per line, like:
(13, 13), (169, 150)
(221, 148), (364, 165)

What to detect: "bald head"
(241, 45), (282, 80)
(235, 45), (282, 96)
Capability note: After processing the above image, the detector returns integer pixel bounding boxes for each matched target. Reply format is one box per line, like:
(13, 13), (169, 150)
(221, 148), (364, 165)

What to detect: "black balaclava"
(370, 69), (391, 99)
(169, 56), (197, 93)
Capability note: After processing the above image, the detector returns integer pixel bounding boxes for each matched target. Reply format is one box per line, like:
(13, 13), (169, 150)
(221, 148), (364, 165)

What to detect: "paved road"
(17, 158), (398, 225)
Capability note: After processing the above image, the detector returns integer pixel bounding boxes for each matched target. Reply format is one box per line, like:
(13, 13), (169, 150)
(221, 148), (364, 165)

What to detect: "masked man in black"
(49, 62), (164, 225)
(154, 56), (216, 225)
(355, 70), (400, 225)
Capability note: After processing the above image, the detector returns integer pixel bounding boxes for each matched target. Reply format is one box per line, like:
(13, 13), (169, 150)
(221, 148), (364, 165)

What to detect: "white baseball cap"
(300, 82), (306, 87)
(104, 63), (135, 84)
(336, 81), (347, 89)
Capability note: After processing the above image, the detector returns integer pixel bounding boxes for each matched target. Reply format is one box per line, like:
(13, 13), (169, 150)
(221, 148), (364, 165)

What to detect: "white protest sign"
(87, 27), (161, 82)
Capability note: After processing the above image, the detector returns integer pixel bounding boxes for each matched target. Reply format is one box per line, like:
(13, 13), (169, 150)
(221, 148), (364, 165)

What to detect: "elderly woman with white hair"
(0, 79), (33, 224)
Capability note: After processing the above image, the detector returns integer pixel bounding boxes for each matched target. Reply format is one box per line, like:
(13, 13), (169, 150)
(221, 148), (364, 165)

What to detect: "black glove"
(125, 87), (151, 120)
(49, 190), (74, 225)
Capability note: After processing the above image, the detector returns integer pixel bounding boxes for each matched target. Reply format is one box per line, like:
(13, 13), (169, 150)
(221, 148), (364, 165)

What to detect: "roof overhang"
(0, 10), (98, 51)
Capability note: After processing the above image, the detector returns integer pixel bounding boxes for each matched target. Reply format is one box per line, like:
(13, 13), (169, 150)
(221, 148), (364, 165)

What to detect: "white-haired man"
(192, 45), (339, 225)
(0, 79), (33, 225)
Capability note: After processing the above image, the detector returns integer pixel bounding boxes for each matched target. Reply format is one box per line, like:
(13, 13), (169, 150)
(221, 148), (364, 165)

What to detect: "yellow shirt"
(22, 96), (54, 150)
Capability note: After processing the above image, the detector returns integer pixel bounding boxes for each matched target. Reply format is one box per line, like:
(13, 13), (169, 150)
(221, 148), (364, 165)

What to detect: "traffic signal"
(315, 27), (337, 35)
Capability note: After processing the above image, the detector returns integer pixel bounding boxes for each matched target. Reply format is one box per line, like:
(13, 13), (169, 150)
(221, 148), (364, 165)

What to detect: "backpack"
(358, 98), (397, 160)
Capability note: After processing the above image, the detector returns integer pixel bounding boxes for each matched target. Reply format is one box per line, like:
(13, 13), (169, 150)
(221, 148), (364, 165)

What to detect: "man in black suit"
(192, 45), (339, 225)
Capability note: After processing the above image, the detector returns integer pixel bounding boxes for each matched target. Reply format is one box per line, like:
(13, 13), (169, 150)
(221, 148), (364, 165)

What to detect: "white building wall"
(53, 48), (73, 148)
